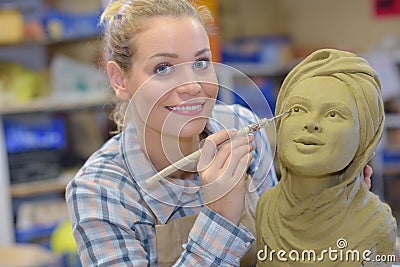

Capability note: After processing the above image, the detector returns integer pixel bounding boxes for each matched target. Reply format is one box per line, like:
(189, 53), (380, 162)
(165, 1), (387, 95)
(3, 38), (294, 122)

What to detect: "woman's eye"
(193, 58), (210, 70)
(155, 63), (173, 75)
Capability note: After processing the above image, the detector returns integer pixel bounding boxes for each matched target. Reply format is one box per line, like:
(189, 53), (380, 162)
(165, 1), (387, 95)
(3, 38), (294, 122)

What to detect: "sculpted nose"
(304, 120), (321, 132)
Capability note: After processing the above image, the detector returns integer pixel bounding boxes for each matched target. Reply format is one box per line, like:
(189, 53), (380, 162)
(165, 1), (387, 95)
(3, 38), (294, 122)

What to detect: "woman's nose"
(175, 82), (201, 97)
(303, 120), (321, 132)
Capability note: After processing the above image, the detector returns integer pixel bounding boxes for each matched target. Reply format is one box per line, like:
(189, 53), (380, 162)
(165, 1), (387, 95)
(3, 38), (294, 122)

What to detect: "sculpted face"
(278, 76), (360, 177)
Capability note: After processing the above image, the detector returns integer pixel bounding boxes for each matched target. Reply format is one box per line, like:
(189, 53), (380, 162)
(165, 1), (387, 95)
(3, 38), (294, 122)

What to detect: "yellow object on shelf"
(0, 8), (24, 44)
(50, 220), (81, 266)
(50, 220), (77, 255)
(0, 62), (43, 103)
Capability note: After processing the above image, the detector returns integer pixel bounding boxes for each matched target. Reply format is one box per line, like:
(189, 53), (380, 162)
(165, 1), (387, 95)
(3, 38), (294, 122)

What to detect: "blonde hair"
(100, 0), (213, 132)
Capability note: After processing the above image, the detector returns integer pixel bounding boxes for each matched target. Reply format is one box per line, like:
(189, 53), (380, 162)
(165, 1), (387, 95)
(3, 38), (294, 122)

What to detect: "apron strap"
(155, 215), (197, 267)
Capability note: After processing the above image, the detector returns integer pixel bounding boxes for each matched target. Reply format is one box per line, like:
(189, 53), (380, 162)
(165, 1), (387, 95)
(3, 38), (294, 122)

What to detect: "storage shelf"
(0, 0), (104, 245)
(0, 94), (110, 115)
(0, 35), (100, 48)
(10, 169), (78, 198)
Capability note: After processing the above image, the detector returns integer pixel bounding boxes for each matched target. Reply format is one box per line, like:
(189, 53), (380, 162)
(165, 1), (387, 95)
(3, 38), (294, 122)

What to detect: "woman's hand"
(363, 165), (373, 190)
(364, 152), (375, 190)
(198, 129), (254, 225)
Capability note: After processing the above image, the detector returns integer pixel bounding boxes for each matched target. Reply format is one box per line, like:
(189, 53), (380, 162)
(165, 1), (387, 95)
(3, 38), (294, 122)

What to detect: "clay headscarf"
(256, 49), (396, 265)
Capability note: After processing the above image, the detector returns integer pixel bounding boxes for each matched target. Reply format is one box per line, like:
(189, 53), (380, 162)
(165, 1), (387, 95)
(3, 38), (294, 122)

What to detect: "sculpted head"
(256, 50), (397, 264)
(275, 49), (384, 180)
(278, 76), (360, 177)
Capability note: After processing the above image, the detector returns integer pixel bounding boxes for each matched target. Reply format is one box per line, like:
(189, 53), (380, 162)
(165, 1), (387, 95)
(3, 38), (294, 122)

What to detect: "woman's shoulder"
(86, 133), (123, 163)
(66, 133), (136, 197)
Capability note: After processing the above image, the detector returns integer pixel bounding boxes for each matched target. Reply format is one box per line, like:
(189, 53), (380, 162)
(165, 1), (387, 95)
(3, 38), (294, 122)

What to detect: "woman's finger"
(198, 129), (237, 171)
(363, 165), (373, 190)
(223, 143), (254, 177)
(214, 135), (254, 167)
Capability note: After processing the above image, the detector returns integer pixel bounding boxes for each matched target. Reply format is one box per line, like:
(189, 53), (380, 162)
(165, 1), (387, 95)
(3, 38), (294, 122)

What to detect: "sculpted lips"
(294, 136), (325, 146)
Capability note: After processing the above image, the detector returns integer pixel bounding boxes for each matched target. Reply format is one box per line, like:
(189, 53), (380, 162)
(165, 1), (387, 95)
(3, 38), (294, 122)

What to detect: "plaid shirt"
(66, 104), (277, 266)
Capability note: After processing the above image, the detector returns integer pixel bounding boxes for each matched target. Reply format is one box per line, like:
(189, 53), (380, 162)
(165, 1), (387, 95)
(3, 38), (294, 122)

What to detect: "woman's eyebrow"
(194, 48), (211, 57)
(149, 48), (210, 59)
(150, 52), (178, 59)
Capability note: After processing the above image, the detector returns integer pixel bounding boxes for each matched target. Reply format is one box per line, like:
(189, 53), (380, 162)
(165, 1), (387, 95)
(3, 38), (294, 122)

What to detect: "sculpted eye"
(326, 110), (345, 119)
(289, 104), (306, 114)
(292, 105), (306, 113)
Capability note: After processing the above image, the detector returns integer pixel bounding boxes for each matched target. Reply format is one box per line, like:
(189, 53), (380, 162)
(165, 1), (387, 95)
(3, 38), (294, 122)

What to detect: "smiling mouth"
(166, 103), (204, 111)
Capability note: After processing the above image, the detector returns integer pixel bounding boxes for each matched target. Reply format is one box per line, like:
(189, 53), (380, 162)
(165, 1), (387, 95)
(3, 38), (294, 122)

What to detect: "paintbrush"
(145, 110), (291, 184)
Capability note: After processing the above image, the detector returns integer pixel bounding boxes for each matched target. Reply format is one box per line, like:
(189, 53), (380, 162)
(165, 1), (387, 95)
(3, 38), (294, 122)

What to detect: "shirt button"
(236, 257), (240, 263)
(245, 242), (250, 247)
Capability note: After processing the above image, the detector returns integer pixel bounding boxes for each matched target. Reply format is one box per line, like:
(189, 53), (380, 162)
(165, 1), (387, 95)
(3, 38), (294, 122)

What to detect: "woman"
(256, 49), (397, 266)
(66, 0), (277, 266)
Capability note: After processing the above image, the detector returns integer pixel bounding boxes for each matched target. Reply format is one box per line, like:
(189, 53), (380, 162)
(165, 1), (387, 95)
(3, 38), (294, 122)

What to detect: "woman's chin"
(177, 119), (208, 137)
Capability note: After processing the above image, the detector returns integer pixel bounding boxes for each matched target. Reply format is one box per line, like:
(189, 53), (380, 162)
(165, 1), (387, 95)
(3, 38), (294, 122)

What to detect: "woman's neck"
(135, 118), (200, 179)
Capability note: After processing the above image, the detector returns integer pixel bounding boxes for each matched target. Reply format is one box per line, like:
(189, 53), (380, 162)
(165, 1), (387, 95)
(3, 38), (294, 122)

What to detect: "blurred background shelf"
(10, 169), (77, 198)
(0, 94), (110, 115)
(0, 0), (110, 250)
(0, 35), (100, 48)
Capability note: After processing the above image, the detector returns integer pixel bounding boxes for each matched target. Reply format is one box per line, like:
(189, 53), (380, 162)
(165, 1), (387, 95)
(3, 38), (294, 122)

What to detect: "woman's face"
(126, 16), (218, 137)
(278, 76), (360, 177)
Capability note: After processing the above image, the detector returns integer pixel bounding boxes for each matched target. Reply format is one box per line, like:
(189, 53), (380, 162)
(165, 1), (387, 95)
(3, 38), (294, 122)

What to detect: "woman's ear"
(107, 61), (131, 100)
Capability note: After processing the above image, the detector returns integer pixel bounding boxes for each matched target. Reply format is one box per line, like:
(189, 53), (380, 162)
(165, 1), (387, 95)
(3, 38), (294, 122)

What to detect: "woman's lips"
(166, 103), (205, 116)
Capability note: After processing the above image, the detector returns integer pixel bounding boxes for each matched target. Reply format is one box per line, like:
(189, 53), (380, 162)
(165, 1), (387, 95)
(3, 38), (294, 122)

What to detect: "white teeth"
(170, 104), (202, 111)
